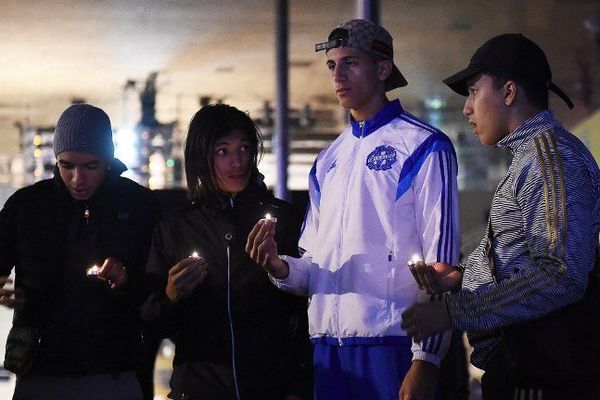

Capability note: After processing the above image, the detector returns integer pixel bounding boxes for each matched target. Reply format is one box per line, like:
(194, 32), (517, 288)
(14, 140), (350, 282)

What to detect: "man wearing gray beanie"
(0, 103), (160, 400)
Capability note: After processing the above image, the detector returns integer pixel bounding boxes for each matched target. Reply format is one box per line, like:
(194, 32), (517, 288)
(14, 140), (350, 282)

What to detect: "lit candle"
(264, 213), (277, 223)
(86, 264), (101, 277)
(190, 251), (199, 258)
(406, 254), (423, 267)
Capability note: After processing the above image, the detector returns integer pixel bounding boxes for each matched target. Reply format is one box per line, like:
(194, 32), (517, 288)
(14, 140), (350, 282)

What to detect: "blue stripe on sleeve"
(438, 153), (447, 261)
(423, 337), (431, 352)
(299, 200), (311, 237)
(300, 160), (320, 237)
(395, 132), (454, 201)
(444, 152), (452, 261)
(446, 152), (454, 262)
(310, 160), (321, 207)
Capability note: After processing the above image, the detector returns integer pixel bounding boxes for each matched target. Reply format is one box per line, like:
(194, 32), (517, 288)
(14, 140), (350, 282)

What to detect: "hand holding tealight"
(244, 214), (288, 278)
(165, 252), (208, 303)
(406, 254), (462, 295)
(406, 253), (432, 292)
(86, 257), (128, 290)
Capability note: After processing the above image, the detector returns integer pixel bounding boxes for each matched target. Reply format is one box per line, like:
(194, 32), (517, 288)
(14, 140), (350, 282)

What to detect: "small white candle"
(86, 265), (100, 277)
(264, 213), (277, 223)
(407, 254), (423, 267)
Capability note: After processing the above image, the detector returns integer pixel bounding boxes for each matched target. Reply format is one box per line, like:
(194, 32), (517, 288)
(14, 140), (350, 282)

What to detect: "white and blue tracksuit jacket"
(272, 99), (461, 365)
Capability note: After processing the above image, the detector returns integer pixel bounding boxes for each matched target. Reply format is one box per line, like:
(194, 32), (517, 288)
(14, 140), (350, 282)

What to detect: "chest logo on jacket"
(366, 145), (397, 171)
(117, 212), (130, 221)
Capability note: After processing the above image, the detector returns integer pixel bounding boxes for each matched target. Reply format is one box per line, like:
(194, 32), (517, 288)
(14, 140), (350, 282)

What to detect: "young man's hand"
(98, 257), (129, 290)
(401, 301), (452, 342)
(165, 256), (208, 303)
(398, 360), (438, 400)
(245, 219), (289, 279)
(0, 276), (25, 310)
(409, 262), (462, 294)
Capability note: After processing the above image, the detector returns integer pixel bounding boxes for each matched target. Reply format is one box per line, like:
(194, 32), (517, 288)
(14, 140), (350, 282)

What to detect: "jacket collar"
(200, 179), (272, 213)
(350, 99), (403, 138)
(496, 110), (562, 154)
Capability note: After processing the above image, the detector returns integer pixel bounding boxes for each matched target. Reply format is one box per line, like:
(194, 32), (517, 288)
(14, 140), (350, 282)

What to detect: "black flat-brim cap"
(443, 33), (574, 109)
(443, 63), (487, 96)
(444, 33), (551, 97)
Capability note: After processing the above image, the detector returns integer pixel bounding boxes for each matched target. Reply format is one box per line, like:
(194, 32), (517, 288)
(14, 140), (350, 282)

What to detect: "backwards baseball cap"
(443, 33), (574, 109)
(315, 19), (407, 91)
(53, 103), (115, 161)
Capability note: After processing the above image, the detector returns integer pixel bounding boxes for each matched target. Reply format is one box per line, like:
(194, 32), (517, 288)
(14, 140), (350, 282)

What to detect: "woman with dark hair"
(184, 104), (263, 205)
(142, 104), (311, 400)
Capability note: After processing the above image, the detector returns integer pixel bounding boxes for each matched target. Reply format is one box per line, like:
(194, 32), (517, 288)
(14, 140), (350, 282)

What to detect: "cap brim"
(443, 64), (486, 96)
(385, 64), (408, 91)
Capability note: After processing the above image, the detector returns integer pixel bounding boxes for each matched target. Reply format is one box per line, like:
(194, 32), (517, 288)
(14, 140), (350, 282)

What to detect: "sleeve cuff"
(269, 257), (292, 288)
(268, 256), (308, 296)
(412, 350), (442, 367)
(445, 289), (473, 332)
(411, 350), (442, 367)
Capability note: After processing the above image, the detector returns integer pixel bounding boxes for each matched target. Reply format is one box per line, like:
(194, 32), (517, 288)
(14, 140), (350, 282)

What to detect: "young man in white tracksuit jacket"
(246, 19), (460, 400)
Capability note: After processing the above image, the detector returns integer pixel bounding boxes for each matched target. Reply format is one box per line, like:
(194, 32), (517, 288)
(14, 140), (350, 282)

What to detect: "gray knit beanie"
(53, 104), (114, 161)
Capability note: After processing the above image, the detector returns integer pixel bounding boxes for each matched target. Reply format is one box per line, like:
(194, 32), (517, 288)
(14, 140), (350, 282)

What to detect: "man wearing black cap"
(402, 34), (600, 399)
(247, 19), (460, 400)
(0, 104), (159, 399)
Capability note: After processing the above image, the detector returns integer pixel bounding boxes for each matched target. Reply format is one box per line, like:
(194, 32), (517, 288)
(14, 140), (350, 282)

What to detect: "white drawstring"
(226, 244), (241, 400)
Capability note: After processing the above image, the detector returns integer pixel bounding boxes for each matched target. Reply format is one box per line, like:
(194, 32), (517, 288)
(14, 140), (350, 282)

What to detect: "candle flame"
(264, 213), (277, 223)
(86, 265), (100, 276)
(411, 254), (422, 263)
(407, 254), (423, 267)
(191, 251), (199, 258)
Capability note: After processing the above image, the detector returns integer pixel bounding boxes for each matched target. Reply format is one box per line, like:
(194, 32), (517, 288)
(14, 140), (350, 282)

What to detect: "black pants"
(137, 330), (162, 400)
(480, 348), (513, 400)
(481, 347), (600, 400)
(439, 330), (469, 400)
(13, 371), (143, 400)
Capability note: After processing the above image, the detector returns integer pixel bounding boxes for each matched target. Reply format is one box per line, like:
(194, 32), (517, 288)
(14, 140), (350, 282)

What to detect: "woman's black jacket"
(142, 182), (312, 400)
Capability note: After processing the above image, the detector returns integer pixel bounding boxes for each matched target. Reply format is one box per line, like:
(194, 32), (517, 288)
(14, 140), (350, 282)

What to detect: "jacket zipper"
(386, 250), (394, 321)
(84, 204), (90, 226)
(226, 243), (241, 400)
(225, 196), (241, 400)
(335, 121), (364, 346)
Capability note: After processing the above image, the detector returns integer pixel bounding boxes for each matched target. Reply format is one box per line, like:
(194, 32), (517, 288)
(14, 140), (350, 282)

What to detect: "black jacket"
(142, 182), (312, 400)
(0, 160), (160, 376)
